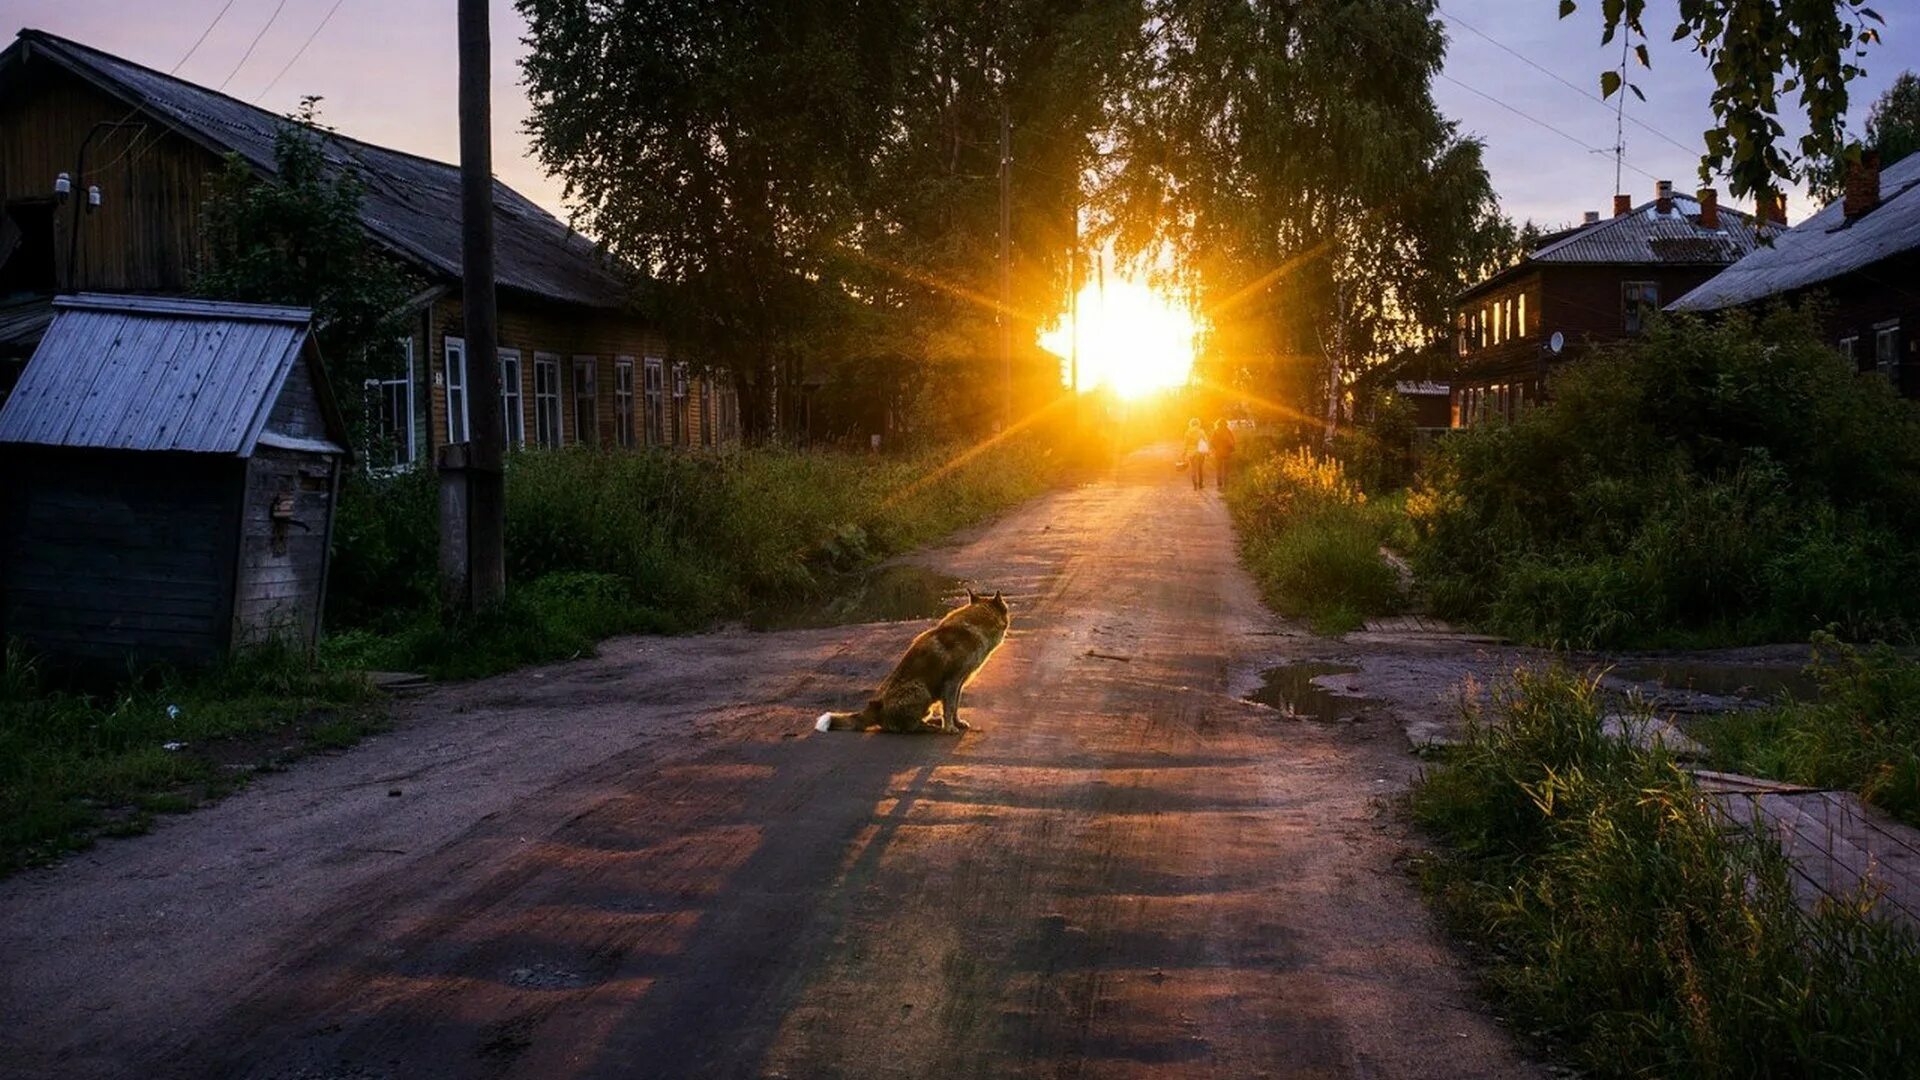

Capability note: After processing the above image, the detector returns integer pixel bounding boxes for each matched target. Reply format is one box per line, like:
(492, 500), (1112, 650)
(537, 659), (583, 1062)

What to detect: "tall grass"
(1695, 634), (1920, 827)
(1227, 446), (1404, 633)
(0, 641), (381, 871)
(324, 438), (1058, 676)
(1411, 668), (1920, 1076)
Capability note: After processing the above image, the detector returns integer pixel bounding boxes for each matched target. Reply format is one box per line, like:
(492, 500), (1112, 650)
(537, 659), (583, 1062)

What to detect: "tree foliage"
(197, 99), (415, 453)
(1561, 0), (1885, 199)
(1103, 0), (1510, 430)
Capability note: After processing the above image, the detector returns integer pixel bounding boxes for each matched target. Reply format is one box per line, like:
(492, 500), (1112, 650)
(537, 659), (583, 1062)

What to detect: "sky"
(10, 0), (1919, 233)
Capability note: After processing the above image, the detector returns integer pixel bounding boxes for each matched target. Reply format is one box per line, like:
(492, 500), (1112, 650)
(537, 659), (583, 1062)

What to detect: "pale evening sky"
(10, 0), (1918, 233)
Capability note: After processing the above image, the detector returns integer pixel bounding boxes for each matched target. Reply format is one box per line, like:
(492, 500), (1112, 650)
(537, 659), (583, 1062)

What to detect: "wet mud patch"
(1244, 663), (1381, 721)
(748, 564), (967, 630)
(1609, 661), (1818, 703)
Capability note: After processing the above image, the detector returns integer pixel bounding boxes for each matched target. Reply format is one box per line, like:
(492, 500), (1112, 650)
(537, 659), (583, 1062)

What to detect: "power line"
(1436, 70), (1658, 184)
(84, 0), (243, 178)
(254, 0), (349, 103)
(218, 0), (290, 92)
(173, 0), (241, 74)
(1436, 5), (1700, 159)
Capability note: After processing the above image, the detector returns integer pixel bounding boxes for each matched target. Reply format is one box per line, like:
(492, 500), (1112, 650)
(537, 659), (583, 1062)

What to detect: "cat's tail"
(816, 711), (863, 733)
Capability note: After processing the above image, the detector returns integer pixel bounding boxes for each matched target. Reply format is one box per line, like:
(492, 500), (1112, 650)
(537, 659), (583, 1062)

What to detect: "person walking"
(1183, 418), (1209, 491)
(1211, 418), (1236, 490)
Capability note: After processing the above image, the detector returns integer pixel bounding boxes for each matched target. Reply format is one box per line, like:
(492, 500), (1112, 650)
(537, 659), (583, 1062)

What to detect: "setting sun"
(1041, 279), (1199, 399)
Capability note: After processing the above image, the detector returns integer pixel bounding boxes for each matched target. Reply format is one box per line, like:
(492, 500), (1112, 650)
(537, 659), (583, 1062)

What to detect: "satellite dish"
(1548, 331), (1565, 355)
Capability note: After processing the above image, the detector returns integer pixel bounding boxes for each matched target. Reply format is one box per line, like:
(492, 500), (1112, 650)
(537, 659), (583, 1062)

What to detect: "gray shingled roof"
(0, 294), (341, 455)
(1670, 154), (1920, 312)
(1463, 193), (1768, 300)
(10, 30), (629, 310)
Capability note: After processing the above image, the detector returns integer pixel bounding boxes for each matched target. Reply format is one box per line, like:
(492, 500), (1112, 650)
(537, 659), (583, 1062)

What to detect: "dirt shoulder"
(0, 445), (1538, 1079)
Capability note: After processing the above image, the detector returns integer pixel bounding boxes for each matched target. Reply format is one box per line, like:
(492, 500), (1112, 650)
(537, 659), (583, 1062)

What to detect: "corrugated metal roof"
(1670, 154), (1920, 312)
(1461, 194), (1770, 301)
(12, 29), (630, 310)
(0, 294), (317, 454)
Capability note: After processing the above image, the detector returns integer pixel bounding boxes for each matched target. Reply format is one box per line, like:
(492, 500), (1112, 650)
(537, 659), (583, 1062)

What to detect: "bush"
(324, 438), (1058, 675)
(1229, 447), (1403, 633)
(1696, 634), (1920, 827)
(1411, 306), (1920, 647)
(1412, 667), (1920, 1077)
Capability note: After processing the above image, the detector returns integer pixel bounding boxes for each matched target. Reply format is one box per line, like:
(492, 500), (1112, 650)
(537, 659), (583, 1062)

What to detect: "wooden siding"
(232, 448), (334, 649)
(0, 61), (215, 292)
(0, 448), (241, 667)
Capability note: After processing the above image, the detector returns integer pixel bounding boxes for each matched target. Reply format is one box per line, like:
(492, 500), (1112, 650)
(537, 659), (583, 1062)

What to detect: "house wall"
(0, 61), (215, 292)
(0, 447), (242, 667)
(1810, 249), (1920, 399)
(232, 448), (336, 650)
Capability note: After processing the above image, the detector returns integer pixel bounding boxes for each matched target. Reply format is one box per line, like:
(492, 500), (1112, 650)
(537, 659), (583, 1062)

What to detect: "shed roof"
(1669, 154), (1920, 312)
(1461, 194), (1769, 300)
(0, 294), (344, 455)
(8, 29), (630, 310)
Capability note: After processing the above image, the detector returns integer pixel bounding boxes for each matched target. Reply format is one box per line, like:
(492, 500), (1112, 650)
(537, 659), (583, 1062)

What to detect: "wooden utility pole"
(999, 99), (1012, 432)
(440, 0), (506, 613)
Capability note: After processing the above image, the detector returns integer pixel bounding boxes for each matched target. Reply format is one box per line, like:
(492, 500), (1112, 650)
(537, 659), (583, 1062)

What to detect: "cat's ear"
(967, 589), (980, 604)
(991, 591), (1006, 608)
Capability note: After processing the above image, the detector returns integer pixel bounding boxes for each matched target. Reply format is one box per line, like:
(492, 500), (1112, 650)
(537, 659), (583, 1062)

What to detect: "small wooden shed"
(0, 294), (348, 668)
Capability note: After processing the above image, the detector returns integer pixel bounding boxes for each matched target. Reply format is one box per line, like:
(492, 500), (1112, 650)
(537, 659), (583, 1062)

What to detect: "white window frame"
(534, 351), (563, 448)
(572, 355), (599, 446)
(1623, 281), (1659, 334)
(615, 356), (636, 448)
(643, 356), (666, 446)
(498, 348), (525, 448)
(671, 361), (689, 446)
(444, 336), (470, 444)
(363, 335), (416, 471)
(1875, 321), (1901, 382)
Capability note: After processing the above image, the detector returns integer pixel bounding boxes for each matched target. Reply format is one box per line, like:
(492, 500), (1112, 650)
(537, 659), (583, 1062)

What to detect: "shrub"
(1411, 306), (1920, 647)
(1229, 448), (1403, 633)
(1412, 667), (1920, 1076)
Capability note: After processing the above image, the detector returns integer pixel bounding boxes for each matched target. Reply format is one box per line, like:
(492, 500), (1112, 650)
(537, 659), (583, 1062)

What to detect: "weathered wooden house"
(0, 295), (346, 667)
(1670, 151), (1920, 397)
(0, 28), (740, 463)
(1449, 181), (1772, 427)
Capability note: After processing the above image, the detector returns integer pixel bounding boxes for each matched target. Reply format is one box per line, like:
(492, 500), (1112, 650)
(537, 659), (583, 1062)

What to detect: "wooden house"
(1670, 151), (1920, 397)
(1449, 181), (1771, 427)
(0, 28), (741, 463)
(0, 295), (346, 667)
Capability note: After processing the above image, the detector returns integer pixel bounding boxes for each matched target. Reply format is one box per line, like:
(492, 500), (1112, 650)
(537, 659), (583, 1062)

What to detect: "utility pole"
(999, 98), (1012, 433)
(440, 0), (506, 614)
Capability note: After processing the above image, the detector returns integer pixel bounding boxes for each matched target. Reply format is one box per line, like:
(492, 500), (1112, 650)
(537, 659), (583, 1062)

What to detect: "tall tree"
(198, 99), (415, 455)
(518, 0), (904, 439)
(1104, 0), (1509, 434)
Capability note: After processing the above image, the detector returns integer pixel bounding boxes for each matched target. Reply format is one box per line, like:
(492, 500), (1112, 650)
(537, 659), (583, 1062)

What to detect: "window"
(1622, 281), (1659, 334)
(1455, 312), (1469, 357)
(615, 357), (636, 448)
(1839, 335), (1861, 367)
(498, 349), (525, 447)
(365, 336), (415, 469)
(1517, 292), (1527, 338)
(1876, 322), (1901, 383)
(444, 336), (469, 444)
(572, 356), (598, 446)
(534, 352), (563, 448)
(672, 361), (689, 446)
(643, 356), (666, 445)
(701, 379), (715, 447)
(1486, 304), (1497, 345)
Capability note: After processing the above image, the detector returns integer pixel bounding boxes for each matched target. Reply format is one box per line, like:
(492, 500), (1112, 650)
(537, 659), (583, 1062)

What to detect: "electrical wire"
(217, 0), (290, 92)
(172, 0), (240, 74)
(83, 0), (244, 177)
(253, 0), (349, 104)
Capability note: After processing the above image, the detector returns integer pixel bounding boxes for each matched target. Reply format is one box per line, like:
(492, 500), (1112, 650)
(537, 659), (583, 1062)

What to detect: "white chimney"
(1583, 210), (1601, 225)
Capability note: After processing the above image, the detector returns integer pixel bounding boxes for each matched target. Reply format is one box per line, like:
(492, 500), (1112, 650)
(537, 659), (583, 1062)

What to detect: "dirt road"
(1, 446), (1539, 1079)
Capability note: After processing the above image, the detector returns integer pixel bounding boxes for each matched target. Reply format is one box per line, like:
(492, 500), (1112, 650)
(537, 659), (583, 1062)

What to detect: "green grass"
(1693, 634), (1920, 828)
(1227, 446), (1405, 634)
(1410, 666), (1920, 1077)
(0, 641), (384, 873)
(325, 438), (1061, 678)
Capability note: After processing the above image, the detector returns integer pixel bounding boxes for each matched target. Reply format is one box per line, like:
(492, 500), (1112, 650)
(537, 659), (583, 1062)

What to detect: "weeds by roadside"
(1410, 667), (1920, 1077)
(0, 642), (383, 873)
(1226, 446), (1405, 634)
(324, 437), (1059, 677)
(1695, 633), (1920, 828)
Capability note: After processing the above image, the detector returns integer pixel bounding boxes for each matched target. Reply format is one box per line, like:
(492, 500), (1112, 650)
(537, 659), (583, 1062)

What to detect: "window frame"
(1875, 321), (1901, 382)
(643, 356), (666, 446)
(614, 356), (636, 448)
(1622, 280), (1660, 334)
(533, 351), (564, 448)
(572, 355), (599, 447)
(363, 335), (416, 471)
(498, 347), (525, 448)
(444, 335), (470, 444)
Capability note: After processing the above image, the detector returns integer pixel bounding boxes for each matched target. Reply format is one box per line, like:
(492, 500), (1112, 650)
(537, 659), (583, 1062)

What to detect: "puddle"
(1610, 662), (1818, 703)
(749, 564), (967, 631)
(1245, 662), (1381, 721)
